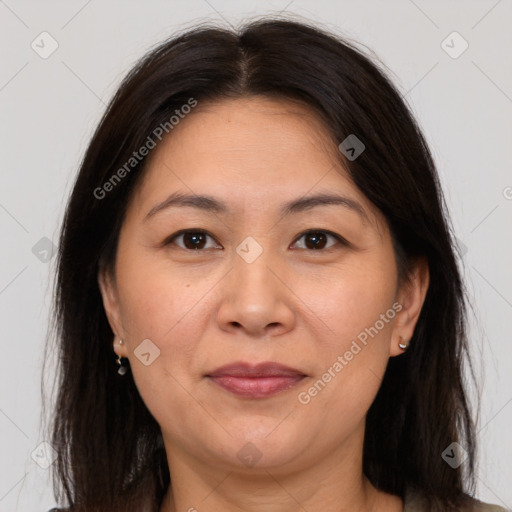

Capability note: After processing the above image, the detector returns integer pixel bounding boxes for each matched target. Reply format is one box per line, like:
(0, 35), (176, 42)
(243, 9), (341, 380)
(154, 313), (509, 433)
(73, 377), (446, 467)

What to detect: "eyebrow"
(143, 191), (369, 223)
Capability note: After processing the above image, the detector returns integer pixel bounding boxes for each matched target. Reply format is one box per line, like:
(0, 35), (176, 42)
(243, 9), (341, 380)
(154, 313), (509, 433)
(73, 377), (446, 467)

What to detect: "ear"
(389, 256), (430, 356)
(98, 266), (127, 357)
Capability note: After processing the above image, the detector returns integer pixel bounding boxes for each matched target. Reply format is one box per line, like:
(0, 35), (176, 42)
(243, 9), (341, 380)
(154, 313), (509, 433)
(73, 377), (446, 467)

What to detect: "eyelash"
(162, 229), (349, 252)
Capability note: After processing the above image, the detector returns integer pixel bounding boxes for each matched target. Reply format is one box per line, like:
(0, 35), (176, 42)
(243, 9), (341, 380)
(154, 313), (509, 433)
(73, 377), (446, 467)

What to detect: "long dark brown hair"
(43, 17), (477, 512)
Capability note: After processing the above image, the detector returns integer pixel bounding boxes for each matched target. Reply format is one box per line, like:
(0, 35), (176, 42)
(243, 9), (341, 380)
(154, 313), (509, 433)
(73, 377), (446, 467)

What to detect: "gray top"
(404, 490), (509, 511)
(48, 496), (510, 512)
(47, 492), (510, 512)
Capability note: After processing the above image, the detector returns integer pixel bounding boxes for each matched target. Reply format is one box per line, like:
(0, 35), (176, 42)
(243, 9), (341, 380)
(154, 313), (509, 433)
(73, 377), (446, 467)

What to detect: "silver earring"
(116, 339), (128, 375)
(398, 336), (409, 351)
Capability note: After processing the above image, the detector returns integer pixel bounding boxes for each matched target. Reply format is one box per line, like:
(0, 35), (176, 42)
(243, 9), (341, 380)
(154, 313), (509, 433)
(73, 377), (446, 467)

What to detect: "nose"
(216, 248), (296, 338)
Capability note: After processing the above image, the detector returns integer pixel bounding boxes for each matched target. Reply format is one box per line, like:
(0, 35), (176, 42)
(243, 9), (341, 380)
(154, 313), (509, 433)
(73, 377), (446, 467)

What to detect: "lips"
(206, 361), (306, 399)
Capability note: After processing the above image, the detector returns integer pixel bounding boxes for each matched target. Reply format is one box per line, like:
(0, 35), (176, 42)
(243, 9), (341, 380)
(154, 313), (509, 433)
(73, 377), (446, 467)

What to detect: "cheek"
(294, 254), (397, 418)
(303, 258), (397, 348)
(115, 247), (205, 340)
(112, 251), (213, 411)
(114, 254), (209, 434)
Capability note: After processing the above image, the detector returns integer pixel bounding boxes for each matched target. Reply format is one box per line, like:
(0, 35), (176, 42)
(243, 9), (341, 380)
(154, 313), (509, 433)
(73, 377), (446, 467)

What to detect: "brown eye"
(182, 232), (207, 250)
(292, 230), (346, 250)
(165, 230), (221, 251)
(304, 232), (328, 250)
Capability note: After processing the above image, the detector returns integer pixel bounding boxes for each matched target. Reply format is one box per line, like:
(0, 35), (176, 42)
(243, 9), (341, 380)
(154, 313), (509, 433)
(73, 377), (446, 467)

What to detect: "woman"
(44, 18), (507, 512)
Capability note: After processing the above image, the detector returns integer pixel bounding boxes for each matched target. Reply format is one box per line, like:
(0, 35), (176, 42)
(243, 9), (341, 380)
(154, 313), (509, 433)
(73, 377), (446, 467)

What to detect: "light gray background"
(1, 1), (511, 510)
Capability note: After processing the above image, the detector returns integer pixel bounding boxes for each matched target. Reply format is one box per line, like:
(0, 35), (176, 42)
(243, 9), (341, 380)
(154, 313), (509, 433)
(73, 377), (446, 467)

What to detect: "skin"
(99, 96), (429, 512)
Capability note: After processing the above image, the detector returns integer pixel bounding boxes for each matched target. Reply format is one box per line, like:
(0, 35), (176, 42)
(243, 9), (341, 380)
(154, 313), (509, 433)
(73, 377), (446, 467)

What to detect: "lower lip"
(208, 375), (305, 398)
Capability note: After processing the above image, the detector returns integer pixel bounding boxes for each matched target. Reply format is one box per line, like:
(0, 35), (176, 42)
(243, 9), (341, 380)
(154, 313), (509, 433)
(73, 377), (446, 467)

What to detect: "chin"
(218, 425), (307, 470)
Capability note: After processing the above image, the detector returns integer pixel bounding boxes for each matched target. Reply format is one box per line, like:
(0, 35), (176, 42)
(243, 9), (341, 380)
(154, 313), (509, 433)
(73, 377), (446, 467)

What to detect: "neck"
(158, 427), (402, 512)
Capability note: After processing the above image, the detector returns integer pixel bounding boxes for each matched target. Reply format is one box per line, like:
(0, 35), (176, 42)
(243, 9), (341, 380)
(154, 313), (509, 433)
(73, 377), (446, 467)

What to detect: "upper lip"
(207, 361), (306, 378)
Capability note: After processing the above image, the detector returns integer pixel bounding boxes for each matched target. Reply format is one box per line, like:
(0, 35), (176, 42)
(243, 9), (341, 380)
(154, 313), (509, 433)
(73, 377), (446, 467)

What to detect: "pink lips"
(207, 362), (306, 399)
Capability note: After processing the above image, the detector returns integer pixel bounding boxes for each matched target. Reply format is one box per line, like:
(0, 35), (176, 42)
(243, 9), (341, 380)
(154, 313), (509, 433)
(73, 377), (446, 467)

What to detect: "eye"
(163, 229), (348, 252)
(164, 229), (222, 251)
(291, 230), (347, 251)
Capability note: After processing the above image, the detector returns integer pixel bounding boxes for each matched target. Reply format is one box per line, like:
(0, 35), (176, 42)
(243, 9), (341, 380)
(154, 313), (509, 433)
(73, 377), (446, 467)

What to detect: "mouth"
(206, 361), (307, 399)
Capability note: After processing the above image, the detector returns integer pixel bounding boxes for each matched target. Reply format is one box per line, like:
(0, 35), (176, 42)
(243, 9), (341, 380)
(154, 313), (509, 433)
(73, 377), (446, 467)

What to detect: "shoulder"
(470, 500), (510, 512)
(404, 489), (509, 511)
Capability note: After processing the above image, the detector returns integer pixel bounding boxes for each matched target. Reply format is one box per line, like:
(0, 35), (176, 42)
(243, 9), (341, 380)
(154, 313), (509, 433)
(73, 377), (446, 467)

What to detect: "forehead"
(150, 96), (341, 174)
(128, 96), (382, 228)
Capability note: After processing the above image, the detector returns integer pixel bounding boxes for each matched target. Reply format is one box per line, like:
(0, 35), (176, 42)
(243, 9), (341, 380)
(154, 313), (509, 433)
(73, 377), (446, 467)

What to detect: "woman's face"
(100, 96), (426, 474)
